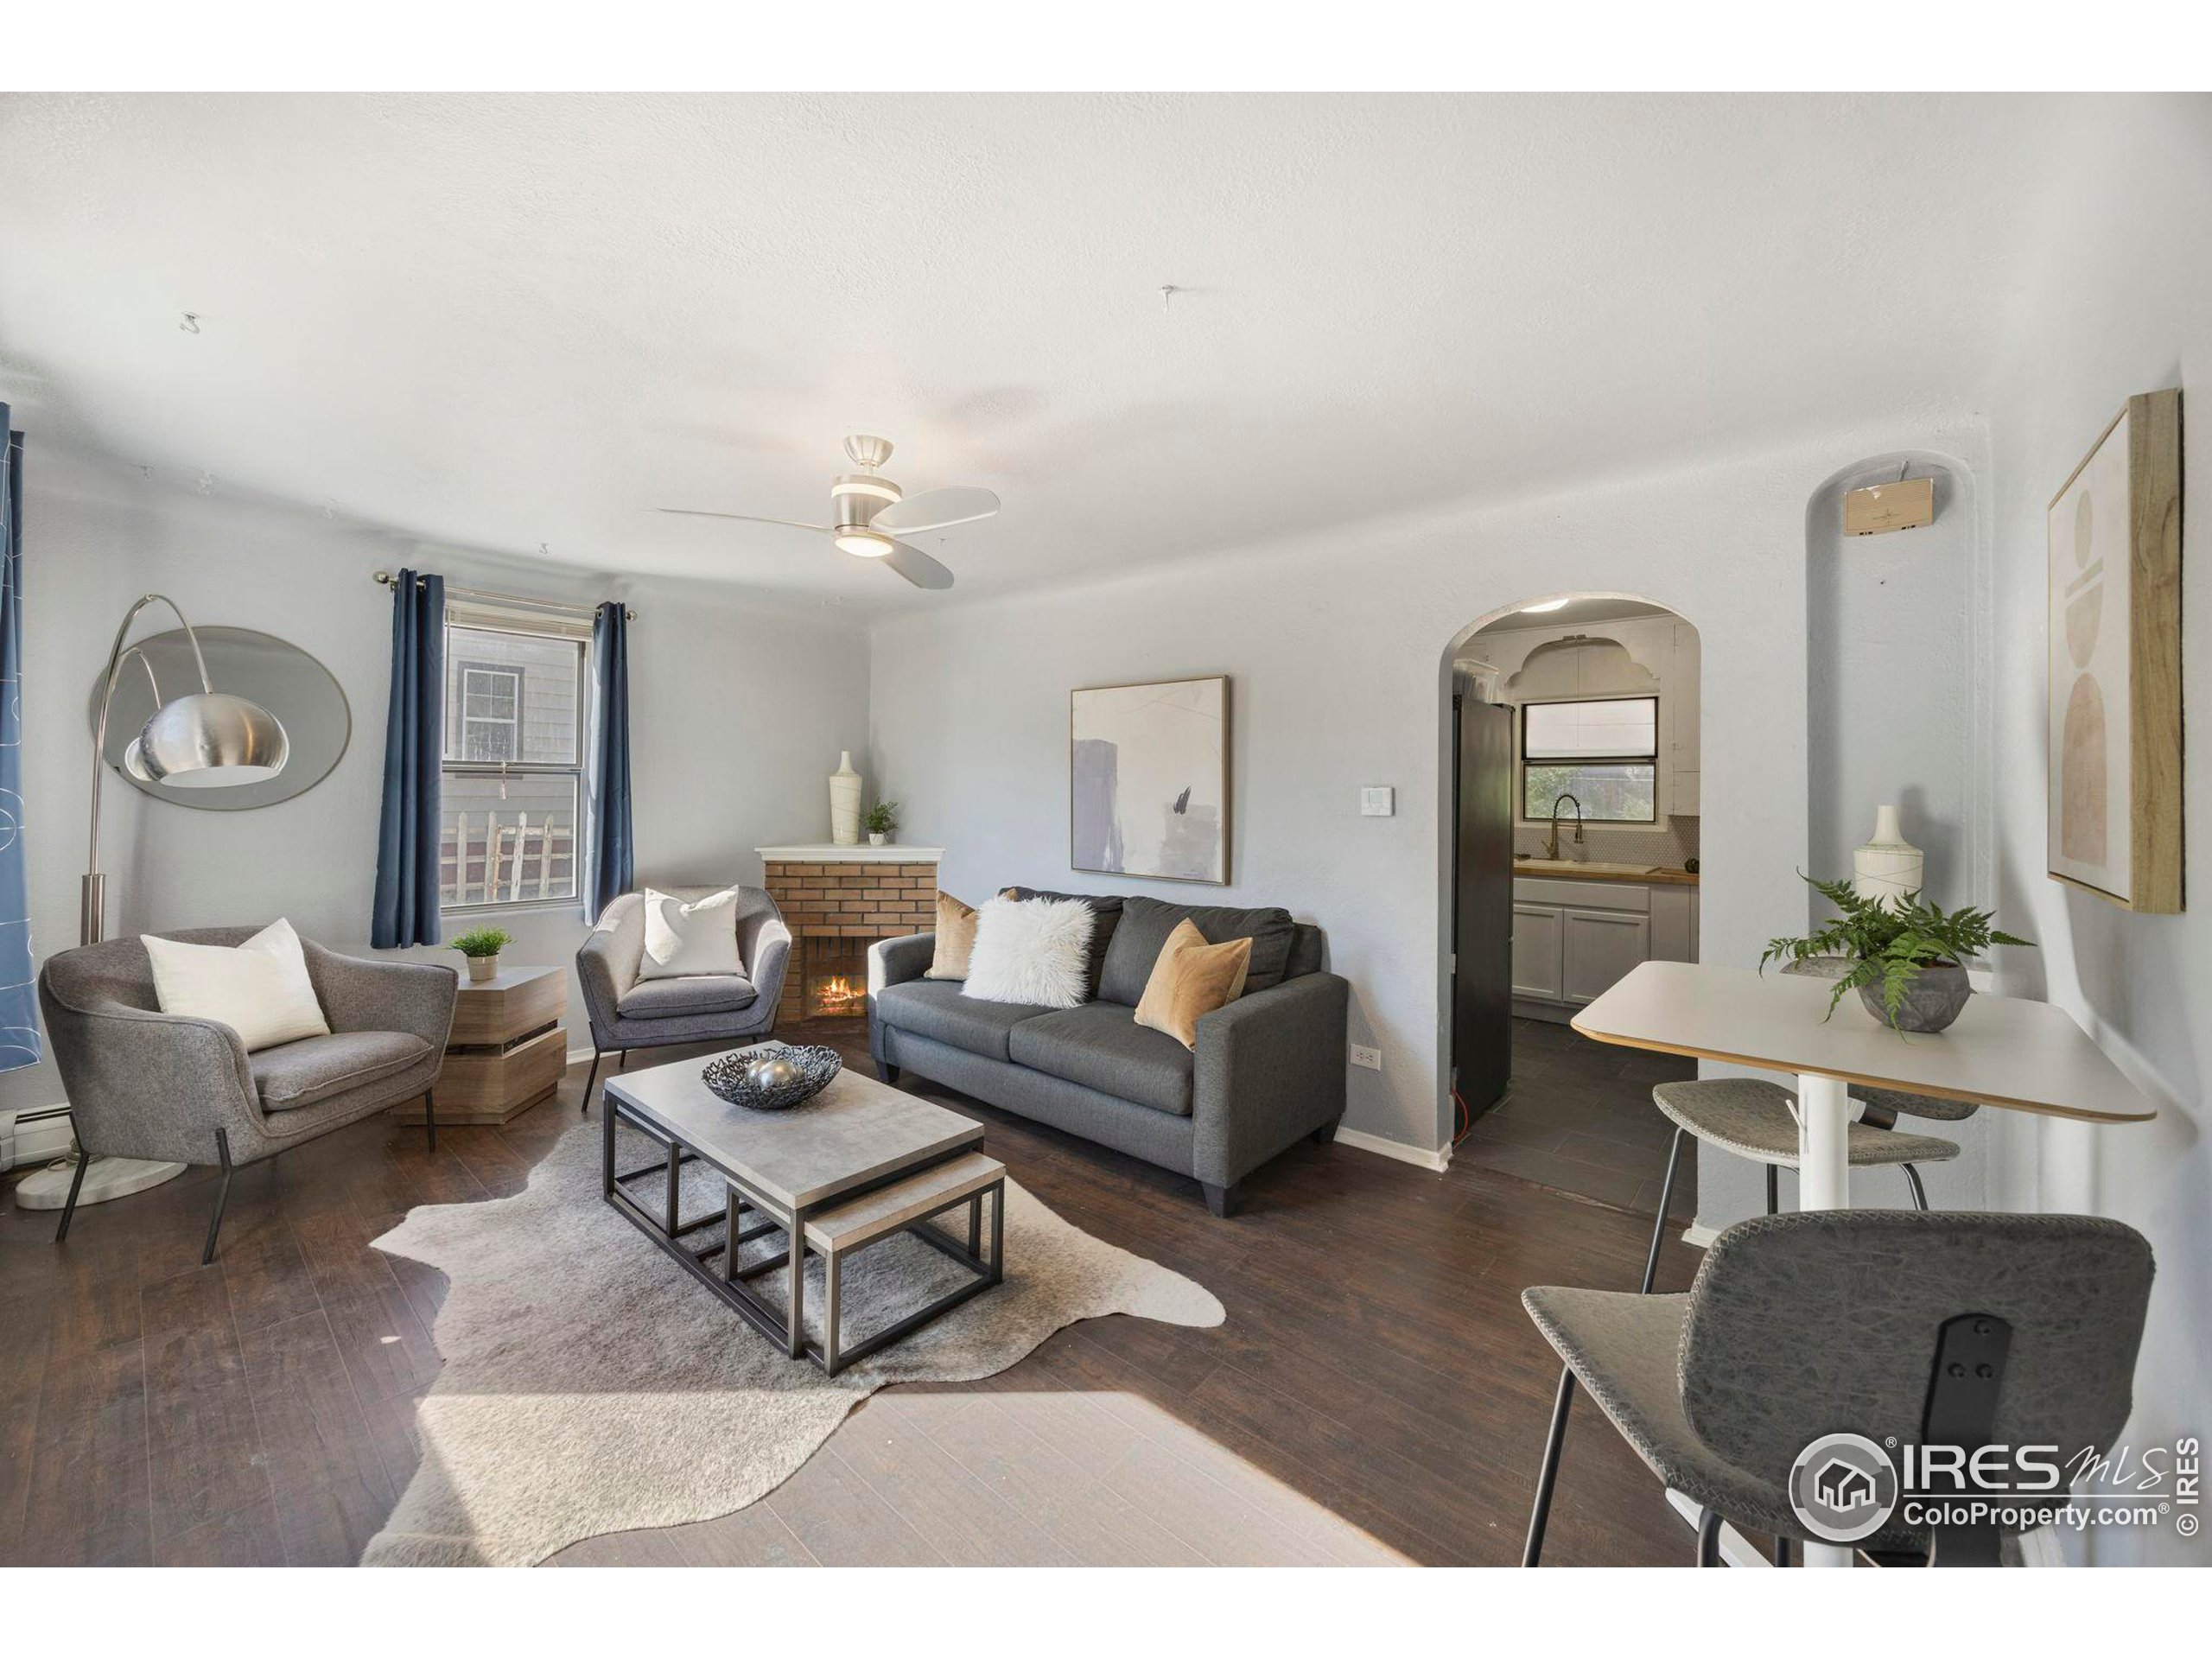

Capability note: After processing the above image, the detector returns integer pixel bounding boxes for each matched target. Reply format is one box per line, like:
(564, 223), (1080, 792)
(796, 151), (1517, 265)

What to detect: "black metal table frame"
(601, 1096), (1001, 1376)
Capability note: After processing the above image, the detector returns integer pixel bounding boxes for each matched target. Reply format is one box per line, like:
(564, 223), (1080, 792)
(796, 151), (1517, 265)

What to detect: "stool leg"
(1903, 1162), (1929, 1211)
(1522, 1367), (1577, 1567)
(1697, 1506), (1723, 1566)
(1765, 1162), (1780, 1217)
(1640, 1128), (1686, 1294)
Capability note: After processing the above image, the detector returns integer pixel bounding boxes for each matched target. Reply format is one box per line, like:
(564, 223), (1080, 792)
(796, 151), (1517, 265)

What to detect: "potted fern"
(450, 925), (512, 982)
(1760, 874), (2033, 1033)
(862, 801), (899, 847)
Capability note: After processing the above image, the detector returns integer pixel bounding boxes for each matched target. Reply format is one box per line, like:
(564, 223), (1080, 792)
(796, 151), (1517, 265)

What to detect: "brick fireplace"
(756, 844), (943, 1025)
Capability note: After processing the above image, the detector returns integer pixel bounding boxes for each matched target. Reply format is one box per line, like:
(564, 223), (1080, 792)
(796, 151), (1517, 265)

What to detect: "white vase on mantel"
(829, 751), (862, 847)
(1853, 804), (1923, 909)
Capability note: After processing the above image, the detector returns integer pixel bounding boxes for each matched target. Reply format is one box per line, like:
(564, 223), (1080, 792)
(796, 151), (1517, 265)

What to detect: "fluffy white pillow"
(961, 897), (1095, 1009)
(143, 918), (332, 1053)
(639, 887), (746, 981)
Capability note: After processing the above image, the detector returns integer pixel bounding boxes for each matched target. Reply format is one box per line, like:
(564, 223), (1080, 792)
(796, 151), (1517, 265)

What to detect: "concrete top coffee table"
(601, 1044), (1002, 1372)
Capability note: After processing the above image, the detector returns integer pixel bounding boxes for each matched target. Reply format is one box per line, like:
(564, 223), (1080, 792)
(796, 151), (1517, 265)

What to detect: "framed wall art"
(2048, 388), (2183, 912)
(1071, 675), (1230, 884)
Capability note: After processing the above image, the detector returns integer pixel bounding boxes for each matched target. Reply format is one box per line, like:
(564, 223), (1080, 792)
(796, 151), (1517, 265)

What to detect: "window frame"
(1518, 694), (1662, 826)
(455, 661), (525, 763)
(439, 617), (591, 914)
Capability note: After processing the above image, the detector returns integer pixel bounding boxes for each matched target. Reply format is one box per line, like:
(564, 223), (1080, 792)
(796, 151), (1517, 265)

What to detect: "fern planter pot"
(1860, 961), (1970, 1033)
(467, 954), (500, 982)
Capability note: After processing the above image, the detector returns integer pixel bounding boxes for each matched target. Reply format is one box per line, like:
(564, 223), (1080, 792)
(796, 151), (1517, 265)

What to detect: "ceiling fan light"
(831, 475), (903, 505)
(836, 531), (895, 559)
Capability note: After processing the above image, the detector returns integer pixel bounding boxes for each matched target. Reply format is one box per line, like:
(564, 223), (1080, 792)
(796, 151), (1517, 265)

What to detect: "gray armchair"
(575, 887), (790, 1107)
(38, 928), (458, 1262)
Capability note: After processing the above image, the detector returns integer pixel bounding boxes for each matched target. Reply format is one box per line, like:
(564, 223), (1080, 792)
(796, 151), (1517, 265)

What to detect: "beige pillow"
(1134, 918), (1252, 1049)
(142, 918), (332, 1053)
(925, 892), (981, 980)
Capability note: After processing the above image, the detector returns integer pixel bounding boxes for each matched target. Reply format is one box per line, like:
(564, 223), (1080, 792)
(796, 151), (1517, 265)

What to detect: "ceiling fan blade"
(871, 486), (1000, 536)
(884, 539), (956, 591)
(655, 508), (830, 533)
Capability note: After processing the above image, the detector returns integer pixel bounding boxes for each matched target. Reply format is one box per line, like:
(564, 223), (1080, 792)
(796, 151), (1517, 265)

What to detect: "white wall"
(1807, 454), (1986, 916)
(869, 414), (1986, 1158)
(1980, 98), (2212, 1567)
(0, 443), (872, 1123)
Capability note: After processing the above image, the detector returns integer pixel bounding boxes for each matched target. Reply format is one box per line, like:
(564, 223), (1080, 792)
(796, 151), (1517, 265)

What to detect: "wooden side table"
(397, 965), (568, 1126)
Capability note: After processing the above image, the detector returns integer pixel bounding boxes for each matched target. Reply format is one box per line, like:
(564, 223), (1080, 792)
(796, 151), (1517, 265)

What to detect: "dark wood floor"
(1, 1021), (1705, 1567)
(1456, 1015), (1699, 1217)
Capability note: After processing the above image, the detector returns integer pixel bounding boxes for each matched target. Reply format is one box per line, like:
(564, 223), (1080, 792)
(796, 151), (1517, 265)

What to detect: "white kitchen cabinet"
(1561, 907), (1651, 1005)
(1511, 903), (1565, 1001)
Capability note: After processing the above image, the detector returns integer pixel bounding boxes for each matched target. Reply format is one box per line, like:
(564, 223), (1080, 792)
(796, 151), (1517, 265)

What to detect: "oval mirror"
(90, 626), (350, 810)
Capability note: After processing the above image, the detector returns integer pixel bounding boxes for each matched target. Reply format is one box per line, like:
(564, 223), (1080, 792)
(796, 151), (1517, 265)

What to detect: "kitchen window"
(441, 608), (589, 909)
(1521, 696), (1658, 823)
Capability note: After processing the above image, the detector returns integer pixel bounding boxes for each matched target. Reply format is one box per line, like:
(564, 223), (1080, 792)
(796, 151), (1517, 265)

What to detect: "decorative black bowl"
(701, 1045), (842, 1111)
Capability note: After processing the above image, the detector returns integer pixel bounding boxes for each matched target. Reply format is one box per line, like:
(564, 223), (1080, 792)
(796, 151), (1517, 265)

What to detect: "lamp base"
(12, 1154), (188, 1210)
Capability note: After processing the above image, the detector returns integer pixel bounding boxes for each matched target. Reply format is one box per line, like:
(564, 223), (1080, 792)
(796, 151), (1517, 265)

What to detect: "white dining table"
(1571, 959), (2158, 1565)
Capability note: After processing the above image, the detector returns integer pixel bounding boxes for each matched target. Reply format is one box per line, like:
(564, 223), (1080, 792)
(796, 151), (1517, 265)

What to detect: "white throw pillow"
(142, 918), (332, 1053)
(961, 897), (1095, 1009)
(639, 887), (746, 981)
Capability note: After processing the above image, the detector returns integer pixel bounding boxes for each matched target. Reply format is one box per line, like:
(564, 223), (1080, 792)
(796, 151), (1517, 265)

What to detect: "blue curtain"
(588, 601), (633, 920)
(371, 569), (446, 948)
(0, 412), (35, 1071)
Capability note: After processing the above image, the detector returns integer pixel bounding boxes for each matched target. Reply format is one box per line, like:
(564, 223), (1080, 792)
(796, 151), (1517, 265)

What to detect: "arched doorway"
(1439, 594), (1704, 1217)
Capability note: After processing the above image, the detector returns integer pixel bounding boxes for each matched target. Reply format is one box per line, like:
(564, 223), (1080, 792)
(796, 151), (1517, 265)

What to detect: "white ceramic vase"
(829, 751), (863, 847)
(468, 953), (499, 982)
(1852, 804), (1923, 909)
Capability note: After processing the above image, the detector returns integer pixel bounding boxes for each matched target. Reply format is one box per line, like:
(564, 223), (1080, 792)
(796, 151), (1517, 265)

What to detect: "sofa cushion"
(618, 974), (758, 1019)
(874, 979), (1052, 1062)
(252, 1029), (434, 1112)
(1097, 895), (1298, 1005)
(1001, 887), (1122, 998)
(1007, 1001), (1195, 1116)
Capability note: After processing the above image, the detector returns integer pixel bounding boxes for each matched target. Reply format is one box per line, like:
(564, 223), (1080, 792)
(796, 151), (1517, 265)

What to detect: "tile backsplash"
(1513, 816), (1700, 868)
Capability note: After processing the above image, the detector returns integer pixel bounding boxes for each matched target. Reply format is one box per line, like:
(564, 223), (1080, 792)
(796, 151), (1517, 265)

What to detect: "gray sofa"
(575, 885), (791, 1107)
(868, 891), (1347, 1215)
(39, 928), (457, 1261)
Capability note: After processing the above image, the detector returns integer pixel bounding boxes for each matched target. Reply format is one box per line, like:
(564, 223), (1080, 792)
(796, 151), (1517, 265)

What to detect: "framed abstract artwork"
(2047, 388), (2183, 912)
(1071, 675), (1230, 884)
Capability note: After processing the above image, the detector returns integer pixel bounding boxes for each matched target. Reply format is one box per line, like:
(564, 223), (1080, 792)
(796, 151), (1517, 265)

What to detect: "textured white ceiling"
(0, 92), (2067, 610)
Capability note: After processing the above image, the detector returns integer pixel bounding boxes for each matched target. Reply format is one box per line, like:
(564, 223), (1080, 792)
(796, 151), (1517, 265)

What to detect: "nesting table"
(602, 1046), (1006, 1375)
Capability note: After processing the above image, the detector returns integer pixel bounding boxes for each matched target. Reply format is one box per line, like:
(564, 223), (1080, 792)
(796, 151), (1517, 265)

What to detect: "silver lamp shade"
(124, 691), (289, 787)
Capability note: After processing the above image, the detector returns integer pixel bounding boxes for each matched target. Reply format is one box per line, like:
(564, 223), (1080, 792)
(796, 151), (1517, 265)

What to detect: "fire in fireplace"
(804, 938), (872, 1020)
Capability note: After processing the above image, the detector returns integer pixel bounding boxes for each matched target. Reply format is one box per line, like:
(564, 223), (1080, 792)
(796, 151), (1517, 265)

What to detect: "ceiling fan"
(657, 435), (998, 590)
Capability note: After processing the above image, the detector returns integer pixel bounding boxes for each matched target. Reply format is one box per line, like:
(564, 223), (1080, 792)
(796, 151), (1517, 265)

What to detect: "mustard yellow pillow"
(925, 892), (982, 980)
(1134, 918), (1252, 1049)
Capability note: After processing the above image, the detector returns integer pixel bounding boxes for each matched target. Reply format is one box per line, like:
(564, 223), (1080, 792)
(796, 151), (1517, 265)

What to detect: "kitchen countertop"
(1513, 858), (1700, 887)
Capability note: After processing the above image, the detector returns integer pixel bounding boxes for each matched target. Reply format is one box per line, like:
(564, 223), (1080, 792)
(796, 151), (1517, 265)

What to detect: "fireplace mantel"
(755, 844), (944, 865)
(756, 847), (943, 1024)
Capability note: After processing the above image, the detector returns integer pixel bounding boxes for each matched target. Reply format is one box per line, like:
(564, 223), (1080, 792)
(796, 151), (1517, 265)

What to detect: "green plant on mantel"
(448, 925), (512, 959)
(1760, 873), (2033, 1024)
(862, 801), (900, 836)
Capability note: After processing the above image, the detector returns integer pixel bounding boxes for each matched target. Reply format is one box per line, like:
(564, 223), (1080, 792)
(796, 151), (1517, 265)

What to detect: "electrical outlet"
(1360, 786), (1395, 817)
(1349, 1044), (1382, 1071)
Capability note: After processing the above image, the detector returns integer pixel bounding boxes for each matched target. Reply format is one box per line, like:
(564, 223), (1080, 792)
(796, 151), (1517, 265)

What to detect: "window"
(1521, 696), (1658, 823)
(440, 615), (588, 909)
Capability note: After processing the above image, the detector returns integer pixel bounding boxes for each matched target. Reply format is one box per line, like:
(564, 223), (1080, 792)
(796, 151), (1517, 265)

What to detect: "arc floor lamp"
(15, 593), (289, 1213)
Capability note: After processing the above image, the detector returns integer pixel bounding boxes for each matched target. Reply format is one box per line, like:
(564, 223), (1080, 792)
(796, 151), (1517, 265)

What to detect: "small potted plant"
(1761, 874), (2032, 1033)
(450, 925), (512, 982)
(862, 801), (899, 847)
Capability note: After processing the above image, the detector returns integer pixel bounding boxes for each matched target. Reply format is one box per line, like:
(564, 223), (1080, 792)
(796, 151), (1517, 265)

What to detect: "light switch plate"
(1349, 1044), (1382, 1071)
(1360, 786), (1395, 817)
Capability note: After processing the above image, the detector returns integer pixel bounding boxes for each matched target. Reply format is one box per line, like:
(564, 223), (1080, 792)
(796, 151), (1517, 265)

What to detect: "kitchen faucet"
(1544, 793), (1585, 861)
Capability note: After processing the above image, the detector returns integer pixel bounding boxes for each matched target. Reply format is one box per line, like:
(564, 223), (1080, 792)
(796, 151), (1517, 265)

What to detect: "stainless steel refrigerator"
(1452, 677), (1514, 1121)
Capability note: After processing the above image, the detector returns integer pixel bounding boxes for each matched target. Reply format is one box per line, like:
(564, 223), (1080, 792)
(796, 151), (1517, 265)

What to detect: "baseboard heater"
(0, 1104), (73, 1173)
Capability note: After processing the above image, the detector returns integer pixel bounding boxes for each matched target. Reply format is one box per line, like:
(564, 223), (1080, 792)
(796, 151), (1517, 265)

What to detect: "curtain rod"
(372, 569), (636, 622)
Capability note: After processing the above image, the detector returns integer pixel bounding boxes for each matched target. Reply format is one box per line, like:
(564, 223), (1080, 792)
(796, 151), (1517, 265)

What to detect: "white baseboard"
(1334, 1126), (1452, 1173)
(0, 1107), (75, 1173)
(1681, 1219), (1719, 1249)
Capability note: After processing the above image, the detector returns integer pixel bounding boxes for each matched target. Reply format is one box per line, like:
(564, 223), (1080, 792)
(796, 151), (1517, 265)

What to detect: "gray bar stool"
(1520, 1209), (2154, 1566)
(1632, 957), (1980, 1295)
